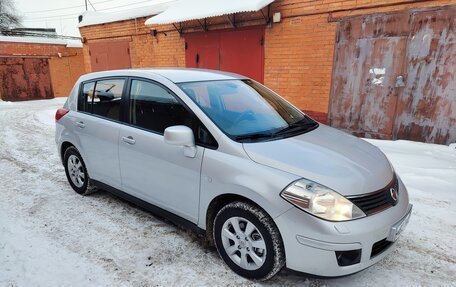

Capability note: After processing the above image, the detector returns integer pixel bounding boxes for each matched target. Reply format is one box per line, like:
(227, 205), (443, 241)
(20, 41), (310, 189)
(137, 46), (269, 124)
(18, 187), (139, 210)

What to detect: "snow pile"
(0, 100), (13, 106)
(78, 1), (175, 28)
(145, 0), (274, 25)
(449, 143), (456, 152)
(0, 98), (455, 286)
(0, 36), (82, 48)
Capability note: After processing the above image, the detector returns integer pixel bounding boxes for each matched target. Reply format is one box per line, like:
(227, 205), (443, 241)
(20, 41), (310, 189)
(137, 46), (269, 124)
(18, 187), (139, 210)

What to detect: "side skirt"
(92, 180), (206, 236)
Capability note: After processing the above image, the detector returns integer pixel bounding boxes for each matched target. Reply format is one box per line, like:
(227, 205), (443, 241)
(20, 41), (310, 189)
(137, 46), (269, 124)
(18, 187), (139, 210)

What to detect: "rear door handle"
(122, 136), (136, 145)
(76, 121), (85, 128)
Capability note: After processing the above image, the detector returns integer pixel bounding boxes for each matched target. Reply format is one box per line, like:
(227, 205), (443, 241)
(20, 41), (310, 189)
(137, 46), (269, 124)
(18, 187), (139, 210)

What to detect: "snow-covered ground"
(0, 98), (455, 286)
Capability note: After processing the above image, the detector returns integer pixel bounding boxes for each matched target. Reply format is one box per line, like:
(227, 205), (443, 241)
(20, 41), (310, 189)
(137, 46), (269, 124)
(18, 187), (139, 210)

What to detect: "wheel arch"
(57, 132), (90, 173)
(60, 141), (75, 162)
(205, 193), (278, 246)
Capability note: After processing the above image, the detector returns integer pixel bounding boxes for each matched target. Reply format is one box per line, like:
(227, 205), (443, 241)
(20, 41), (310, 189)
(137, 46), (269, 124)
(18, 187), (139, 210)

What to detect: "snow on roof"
(145, 0), (274, 25)
(78, 1), (175, 28)
(0, 35), (82, 48)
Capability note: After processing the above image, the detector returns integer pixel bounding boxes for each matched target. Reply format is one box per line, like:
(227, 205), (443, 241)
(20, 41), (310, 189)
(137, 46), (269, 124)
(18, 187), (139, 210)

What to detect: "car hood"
(242, 125), (393, 196)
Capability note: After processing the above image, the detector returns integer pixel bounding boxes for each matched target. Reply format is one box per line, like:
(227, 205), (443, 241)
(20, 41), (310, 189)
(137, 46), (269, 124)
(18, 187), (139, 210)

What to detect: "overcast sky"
(15, 0), (170, 37)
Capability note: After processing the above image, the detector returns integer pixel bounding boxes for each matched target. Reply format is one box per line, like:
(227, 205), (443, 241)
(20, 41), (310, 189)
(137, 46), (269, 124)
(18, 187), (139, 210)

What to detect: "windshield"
(178, 79), (318, 142)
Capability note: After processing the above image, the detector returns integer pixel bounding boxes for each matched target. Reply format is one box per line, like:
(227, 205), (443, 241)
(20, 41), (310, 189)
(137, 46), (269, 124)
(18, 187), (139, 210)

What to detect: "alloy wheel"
(221, 216), (267, 270)
(67, 154), (85, 188)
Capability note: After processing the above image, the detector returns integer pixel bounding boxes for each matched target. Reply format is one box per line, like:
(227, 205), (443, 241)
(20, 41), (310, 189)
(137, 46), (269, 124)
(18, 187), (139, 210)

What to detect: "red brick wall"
(130, 32), (185, 68)
(0, 42), (85, 97)
(264, 14), (335, 122)
(79, 0), (456, 123)
(80, 20), (185, 72)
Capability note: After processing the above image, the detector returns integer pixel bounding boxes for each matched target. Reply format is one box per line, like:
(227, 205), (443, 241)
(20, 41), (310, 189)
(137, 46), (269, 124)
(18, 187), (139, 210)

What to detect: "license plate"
(387, 204), (412, 242)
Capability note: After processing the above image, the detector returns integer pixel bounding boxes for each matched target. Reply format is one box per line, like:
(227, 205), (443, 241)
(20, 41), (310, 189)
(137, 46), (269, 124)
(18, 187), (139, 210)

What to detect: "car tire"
(213, 201), (285, 280)
(63, 146), (97, 195)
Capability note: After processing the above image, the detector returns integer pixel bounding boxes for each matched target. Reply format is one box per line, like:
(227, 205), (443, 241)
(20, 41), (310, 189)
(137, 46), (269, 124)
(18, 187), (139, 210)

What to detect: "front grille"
(347, 175), (399, 215)
(371, 238), (393, 258)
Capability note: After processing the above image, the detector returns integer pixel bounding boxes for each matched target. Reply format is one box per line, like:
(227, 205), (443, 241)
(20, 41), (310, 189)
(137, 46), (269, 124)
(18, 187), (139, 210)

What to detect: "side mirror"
(164, 125), (197, 158)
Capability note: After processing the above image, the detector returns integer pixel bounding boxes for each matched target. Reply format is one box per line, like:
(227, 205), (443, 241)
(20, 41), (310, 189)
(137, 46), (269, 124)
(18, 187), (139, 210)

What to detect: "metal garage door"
(329, 5), (455, 144)
(89, 40), (131, 72)
(185, 28), (264, 83)
(0, 57), (53, 101)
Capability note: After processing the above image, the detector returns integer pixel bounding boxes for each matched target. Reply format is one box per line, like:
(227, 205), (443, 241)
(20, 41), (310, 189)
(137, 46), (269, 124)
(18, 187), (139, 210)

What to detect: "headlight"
(281, 179), (366, 221)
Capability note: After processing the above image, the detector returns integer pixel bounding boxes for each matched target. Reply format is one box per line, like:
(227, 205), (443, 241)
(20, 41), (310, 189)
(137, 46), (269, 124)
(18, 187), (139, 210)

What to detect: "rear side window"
(129, 79), (217, 148)
(78, 78), (125, 121)
(92, 79), (125, 121)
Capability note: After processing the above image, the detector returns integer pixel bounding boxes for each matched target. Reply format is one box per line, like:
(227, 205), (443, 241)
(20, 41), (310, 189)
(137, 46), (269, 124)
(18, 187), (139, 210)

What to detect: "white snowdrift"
(0, 36), (82, 48)
(78, 1), (174, 28)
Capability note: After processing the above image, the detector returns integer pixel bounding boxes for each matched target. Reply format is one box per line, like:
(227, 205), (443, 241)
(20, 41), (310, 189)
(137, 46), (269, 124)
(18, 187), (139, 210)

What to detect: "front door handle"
(122, 136), (136, 145)
(76, 121), (85, 128)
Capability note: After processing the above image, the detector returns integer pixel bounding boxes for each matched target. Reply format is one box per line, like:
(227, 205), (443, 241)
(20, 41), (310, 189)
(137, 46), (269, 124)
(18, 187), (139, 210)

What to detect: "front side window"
(129, 79), (217, 147)
(178, 80), (318, 142)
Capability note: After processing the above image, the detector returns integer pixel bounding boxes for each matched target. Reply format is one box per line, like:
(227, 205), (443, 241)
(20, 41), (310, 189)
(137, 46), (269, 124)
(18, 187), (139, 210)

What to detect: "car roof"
(79, 68), (248, 83)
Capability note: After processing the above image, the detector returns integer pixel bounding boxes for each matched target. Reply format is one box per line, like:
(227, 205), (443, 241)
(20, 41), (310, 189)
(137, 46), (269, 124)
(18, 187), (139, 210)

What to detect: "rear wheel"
(213, 201), (285, 280)
(63, 146), (97, 195)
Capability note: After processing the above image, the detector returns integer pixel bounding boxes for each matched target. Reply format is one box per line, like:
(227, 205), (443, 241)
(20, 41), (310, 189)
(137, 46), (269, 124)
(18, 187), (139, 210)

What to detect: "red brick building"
(79, 0), (456, 144)
(0, 35), (85, 101)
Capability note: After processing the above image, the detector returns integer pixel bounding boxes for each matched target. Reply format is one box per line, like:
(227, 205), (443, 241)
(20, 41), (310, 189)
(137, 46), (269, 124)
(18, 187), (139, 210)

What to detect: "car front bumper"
(274, 179), (412, 277)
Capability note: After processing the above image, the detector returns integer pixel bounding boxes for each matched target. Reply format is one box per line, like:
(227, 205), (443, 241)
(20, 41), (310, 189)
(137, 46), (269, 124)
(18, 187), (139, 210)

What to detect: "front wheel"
(213, 201), (285, 280)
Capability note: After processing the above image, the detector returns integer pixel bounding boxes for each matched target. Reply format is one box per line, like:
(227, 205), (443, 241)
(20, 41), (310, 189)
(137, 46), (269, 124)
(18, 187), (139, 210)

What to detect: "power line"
(23, 0), (160, 21)
(22, 16), (79, 22)
(87, 0), (97, 11)
(25, 12), (82, 20)
(100, 0), (154, 11)
(22, 0), (116, 14)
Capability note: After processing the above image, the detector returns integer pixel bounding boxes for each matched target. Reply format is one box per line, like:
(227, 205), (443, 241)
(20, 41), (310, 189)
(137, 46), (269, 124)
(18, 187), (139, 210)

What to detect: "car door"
(74, 78), (126, 189)
(118, 78), (211, 223)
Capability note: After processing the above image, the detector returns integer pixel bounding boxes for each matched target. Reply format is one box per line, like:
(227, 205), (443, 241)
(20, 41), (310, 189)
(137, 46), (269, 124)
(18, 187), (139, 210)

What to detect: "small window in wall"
(91, 79), (125, 121)
(129, 79), (217, 148)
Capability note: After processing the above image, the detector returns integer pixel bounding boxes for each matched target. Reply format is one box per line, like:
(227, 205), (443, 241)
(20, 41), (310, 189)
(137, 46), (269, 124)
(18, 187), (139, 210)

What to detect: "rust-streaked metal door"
(330, 6), (456, 144)
(0, 57), (53, 101)
(89, 40), (131, 72)
(395, 7), (456, 143)
(330, 34), (407, 138)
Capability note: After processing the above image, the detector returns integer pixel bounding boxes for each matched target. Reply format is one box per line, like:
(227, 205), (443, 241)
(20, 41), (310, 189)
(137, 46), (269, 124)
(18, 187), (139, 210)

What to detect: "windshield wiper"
(273, 120), (318, 136)
(234, 132), (274, 141)
(234, 120), (318, 141)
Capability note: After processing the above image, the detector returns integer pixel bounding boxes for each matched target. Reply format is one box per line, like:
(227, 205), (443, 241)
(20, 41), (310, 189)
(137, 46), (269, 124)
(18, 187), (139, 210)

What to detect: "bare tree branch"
(0, 0), (22, 30)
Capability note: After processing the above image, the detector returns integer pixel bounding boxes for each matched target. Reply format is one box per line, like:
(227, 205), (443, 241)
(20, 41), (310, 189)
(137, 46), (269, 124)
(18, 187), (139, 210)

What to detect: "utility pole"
(85, 0), (88, 11)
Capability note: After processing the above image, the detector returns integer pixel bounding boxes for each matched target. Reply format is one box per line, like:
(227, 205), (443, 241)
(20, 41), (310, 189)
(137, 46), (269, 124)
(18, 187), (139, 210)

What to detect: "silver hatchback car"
(55, 68), (412, 280)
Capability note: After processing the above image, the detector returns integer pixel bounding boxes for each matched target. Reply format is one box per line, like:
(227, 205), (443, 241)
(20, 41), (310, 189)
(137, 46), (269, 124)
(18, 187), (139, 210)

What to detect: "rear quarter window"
(78, 82), (95, 112)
